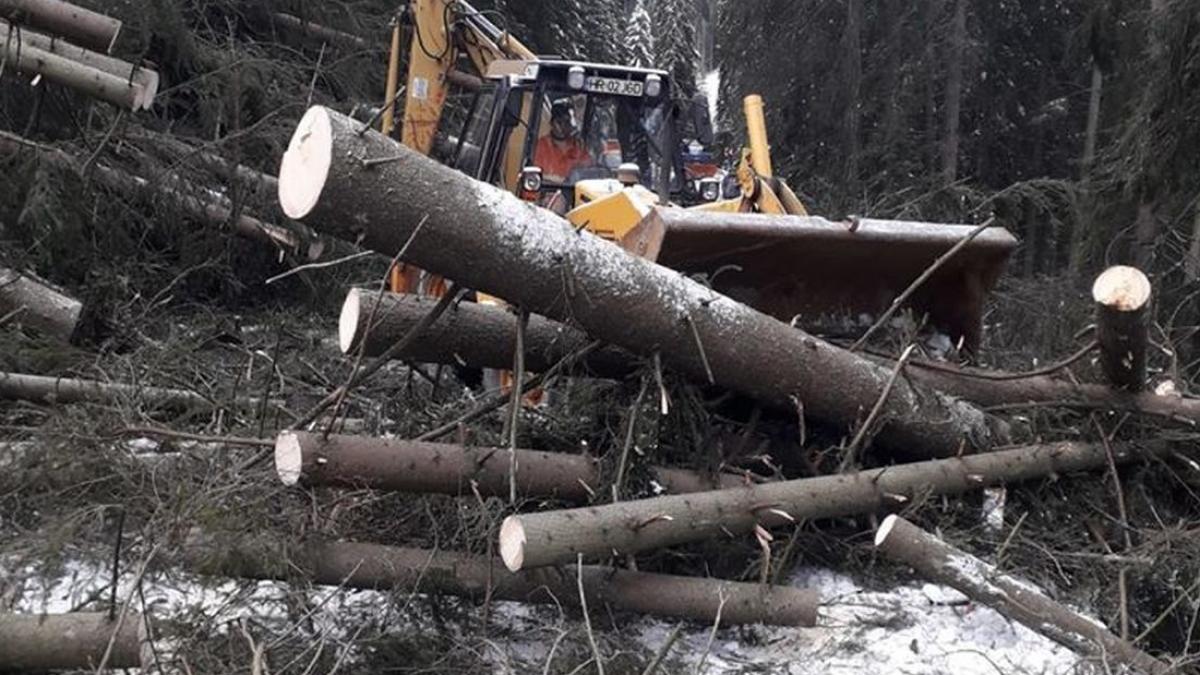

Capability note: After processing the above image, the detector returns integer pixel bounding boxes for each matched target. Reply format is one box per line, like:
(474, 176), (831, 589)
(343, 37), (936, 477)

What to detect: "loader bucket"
(622, 208), (1017, 353)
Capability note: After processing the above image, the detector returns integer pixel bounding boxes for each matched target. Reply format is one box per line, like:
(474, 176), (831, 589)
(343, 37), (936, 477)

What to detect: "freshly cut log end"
(339, 287), (362, 353)
(874, 514), (898, 546)
(279, 106), (333, 220)
(1092, 266), (1152, 311)
(275, 431), (304, 486)
(499, 516), (526, 572)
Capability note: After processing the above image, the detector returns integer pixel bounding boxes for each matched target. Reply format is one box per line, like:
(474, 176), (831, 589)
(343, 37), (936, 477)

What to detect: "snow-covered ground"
(4, 557), (1082, 674)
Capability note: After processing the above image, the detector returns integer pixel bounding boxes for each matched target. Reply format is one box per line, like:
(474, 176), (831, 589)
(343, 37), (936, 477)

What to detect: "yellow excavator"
(381, 0), (1017, 353)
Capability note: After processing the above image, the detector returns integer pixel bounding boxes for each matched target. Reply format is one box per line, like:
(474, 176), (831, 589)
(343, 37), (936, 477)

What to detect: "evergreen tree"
(652, 0), (701, 99)
(626, 0), (655, 68)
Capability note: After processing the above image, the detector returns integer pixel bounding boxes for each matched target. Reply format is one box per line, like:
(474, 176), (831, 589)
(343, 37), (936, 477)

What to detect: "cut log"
(498, 440), (1169, 570)
(0, 265), (82, 342)
(1092, 266), (1152, 391)
(874, 515), (1168, 674)
(0, 371), (268, 411)
(276, 431), (746, 501)
(184, 533), (817, 627)
(339, 290), (634, 378)
(0, 612), (146, 670)
(279, 106), (1003, 460)
(270, 12), (368, 51)
(0, 0), (121, 53)
(0, 39), (143, 110)
(0, 131), (323, 260)
(0, 18), (157, 108)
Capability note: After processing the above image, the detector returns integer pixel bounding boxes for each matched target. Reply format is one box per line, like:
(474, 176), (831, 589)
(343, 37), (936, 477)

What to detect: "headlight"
(700, 178), (721, 202)
(616, 162), (640, 186)
(567, 66), (586, 90)
(521, 166), (543, 192)
(644, 74), (662, 98)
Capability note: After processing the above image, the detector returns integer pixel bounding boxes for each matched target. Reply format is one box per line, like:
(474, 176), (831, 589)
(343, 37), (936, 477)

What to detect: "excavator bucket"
(622, 208), (1018, 353)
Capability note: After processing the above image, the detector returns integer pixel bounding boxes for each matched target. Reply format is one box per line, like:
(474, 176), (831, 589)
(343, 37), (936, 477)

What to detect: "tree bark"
(339, 290), (634, 378)
(0, 131), (323, 260)
(270, 12), (368, 51)
(0, 371), (268, 410)
(1092, 266), (1151, 391)
(278, 106), (1003, 461)
(874, 515), (1168, 674)
(276, 431), (748, 501)
(184, 534), (818, 627)
(0, 0), (121, 53)
(0, 265), (82, 342)
(0, 18), (156, 108)
(940, 0), (967, 183)
(0, 612), (146, 670)
(0, 39), (142, 110)
(498, 440), (1168, 570)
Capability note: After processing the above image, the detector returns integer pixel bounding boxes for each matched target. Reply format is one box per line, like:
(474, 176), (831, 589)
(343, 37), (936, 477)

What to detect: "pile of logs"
(1, 0), (158, 111)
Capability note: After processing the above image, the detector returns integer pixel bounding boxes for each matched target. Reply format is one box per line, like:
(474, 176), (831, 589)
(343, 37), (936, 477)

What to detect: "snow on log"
(0, 18), (156, 108)
(270, 12), (368, 51)
(275, 431), (746, 501)
(1092, 266), (1152, 391)
(279, 105), (1003, 460)
(498, 440), (1169, 571)
(0, 371), (269, 411)
(0, 265), (82, 342)
(0, 612), (146, 670)
(0, 0), (122, 53)
(0, 131), (323, 260)
(184, 533), (818, 627)
(339, 290), (634, 378)
(874, 515), (1168, 674)
(0, 38), (142, 110)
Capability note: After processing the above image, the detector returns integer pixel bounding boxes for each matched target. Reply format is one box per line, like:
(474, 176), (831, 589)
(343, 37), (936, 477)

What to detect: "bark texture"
(0, 39), (142, 110)
(270, 12), (368, 51)
(0, 265), (82, 342)
(0, 0), (121, 53)
(279, 106), (1003, 460)
(875, 515), (1168, 674)
(0, 18), (156, 108)
(1092, 266), (1151, 391)
(0, 371), (265, 410)
(0, 612), (145, 670)
(184, 534), (818, 627)
(499, 440), (1168, 570)
(276, 431), (746, 501)
(339, 290), (634, 378)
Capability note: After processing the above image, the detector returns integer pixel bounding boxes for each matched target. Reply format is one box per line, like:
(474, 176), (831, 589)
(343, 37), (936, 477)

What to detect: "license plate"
(585, 76), (644, 97)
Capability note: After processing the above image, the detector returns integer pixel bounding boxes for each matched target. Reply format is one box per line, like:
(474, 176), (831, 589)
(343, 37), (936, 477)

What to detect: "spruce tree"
(652, 0), (701, 99)
(626, 0), (655, 68)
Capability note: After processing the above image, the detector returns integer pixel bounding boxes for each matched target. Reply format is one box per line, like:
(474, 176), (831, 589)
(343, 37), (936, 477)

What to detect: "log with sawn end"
(339, 289), (634, 378)
(1092, 265), (1152, 391)
(0, 0), (122, 53)
(276, 430), (748, 501)
(0, 612), (147, 670)
(183, 533), (818, 627)
(0, 38), (143, 110)
(278, 106), (1003, 460)
(497, 440), (1171, 571)
(0, 18), (157, 108)
(0, 264), (82, 342)
(0, 371), (275, 411)
(875, 515), (1169, 674)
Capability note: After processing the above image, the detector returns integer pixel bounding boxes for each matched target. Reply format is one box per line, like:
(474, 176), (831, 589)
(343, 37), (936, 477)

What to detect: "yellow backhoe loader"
(381, 0), (1017, 352)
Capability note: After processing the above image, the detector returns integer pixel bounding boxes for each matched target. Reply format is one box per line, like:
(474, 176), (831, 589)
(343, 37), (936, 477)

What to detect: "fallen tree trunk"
(0, 38), (143, 110)
(0, 371), (267, 411)
(0, 612), (145, 670)
(0, 18), (156, 108)
(875, 515), (1168, 674)
(0, 131), (323, 260)
(270, 12), (368, 51)
(339, 290), (635, 378)
(279, 106), (1003, 460)
(0, 0), (122, 53)
(184, 534), (818, 627)
(498, 440), (1170, 570)
(0, 265), (82, 342)
(276, 431), (746, 501)
(1092, 266), (1151, 391)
